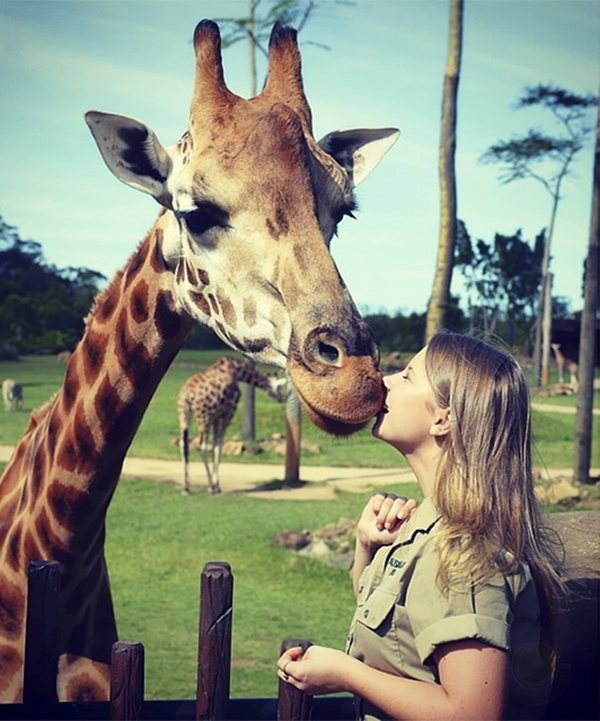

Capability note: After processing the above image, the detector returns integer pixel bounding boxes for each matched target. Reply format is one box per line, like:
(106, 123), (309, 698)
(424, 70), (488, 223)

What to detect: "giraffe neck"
(230, 358), (275, 395)
(0, 216), (194, 701)
(44, 220), (193, 520)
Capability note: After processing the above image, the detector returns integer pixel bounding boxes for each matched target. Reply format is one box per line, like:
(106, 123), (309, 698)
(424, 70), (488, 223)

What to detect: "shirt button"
(363, 609), (369, 618)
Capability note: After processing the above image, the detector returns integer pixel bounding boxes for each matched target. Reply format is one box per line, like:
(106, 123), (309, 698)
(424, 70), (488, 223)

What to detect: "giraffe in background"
(2, 379), (23, 411)
(177, 356), (285, 494)
(551, 342), (579, 391)
(0, 20), (398, 702)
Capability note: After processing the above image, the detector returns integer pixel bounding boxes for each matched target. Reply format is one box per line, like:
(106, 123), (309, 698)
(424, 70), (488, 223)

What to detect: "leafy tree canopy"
(0, 215), (106, 357)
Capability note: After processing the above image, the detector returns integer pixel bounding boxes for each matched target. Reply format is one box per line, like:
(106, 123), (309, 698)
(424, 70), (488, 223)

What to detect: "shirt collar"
(395, 496), (440, 544)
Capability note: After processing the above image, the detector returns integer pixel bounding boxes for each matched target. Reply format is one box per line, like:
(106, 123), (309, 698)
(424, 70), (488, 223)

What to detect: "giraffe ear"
(85, 111), (173, 206)
(318, 127), (399, 187)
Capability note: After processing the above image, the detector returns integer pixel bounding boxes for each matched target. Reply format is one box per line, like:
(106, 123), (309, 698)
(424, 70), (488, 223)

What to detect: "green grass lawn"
(103, 478), (424, 699)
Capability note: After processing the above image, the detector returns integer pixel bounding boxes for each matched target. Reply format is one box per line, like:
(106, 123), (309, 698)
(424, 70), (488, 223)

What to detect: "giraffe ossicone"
(0, 19), (398, 703)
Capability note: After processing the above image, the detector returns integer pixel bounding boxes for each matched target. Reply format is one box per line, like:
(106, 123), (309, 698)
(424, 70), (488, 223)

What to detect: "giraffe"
(551, 342), (579, 391)
(2, 379), (23, 412)
(0, 20), (398, 703)
(177, 356), (285, 494)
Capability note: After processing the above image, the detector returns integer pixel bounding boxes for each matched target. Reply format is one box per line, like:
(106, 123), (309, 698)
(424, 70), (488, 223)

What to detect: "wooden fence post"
(284, 389), (301, 484)
(23, 560), (61, 708)
(196, 561), (234, 721)
(277, 639), (313, 721)
(110, 641), (145, 720)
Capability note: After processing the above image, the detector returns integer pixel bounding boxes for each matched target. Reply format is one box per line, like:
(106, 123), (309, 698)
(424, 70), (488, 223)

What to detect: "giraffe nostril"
(317, 340), (341, 366)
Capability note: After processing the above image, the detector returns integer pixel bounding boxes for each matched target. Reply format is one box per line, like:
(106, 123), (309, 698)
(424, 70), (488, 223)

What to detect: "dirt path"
(1, 445), (596, 501)
(0, 444), (414, 500)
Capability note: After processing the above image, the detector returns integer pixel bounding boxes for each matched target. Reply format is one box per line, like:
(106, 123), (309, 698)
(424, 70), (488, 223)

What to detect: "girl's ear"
(430, 408), (451, 438)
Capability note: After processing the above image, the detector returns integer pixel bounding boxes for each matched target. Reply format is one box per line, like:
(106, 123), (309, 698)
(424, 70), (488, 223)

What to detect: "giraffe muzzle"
(287, 330), (385, 436)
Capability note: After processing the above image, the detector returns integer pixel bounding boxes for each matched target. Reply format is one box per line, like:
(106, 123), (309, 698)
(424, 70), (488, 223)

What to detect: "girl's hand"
(356, 492), (418, 549)
(277, 645), (356, 695)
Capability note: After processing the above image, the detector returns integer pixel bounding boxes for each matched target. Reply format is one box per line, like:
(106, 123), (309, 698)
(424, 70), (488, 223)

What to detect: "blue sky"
(0, 0), (597, 315)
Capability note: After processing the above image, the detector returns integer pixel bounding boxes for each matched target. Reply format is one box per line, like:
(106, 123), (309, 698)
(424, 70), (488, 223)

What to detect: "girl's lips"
(376, 403), (389, 420)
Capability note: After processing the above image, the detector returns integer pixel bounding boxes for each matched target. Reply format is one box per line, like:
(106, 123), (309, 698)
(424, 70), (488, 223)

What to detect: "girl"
(277, 331), (564, 720)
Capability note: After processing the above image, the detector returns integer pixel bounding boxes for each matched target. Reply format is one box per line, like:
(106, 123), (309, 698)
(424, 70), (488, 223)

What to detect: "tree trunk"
(425, 0), (464, 342)
(541, 271), (553, 385)
(284, 389), (301, 483)
(574, 101), (599, 484)
(240, 382), (255, 441)
(249, 0), (257, 97)
(534, 190), (560, 386)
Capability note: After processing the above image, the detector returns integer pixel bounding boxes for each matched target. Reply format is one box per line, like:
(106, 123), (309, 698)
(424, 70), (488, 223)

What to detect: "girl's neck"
(403, 446), (441, 499)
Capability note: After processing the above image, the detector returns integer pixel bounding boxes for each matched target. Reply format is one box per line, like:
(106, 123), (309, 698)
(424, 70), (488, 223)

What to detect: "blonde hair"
(425, 331), (564, 611)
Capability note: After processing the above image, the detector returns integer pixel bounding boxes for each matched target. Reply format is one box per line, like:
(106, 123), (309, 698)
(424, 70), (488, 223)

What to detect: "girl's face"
(372, 347), (448, 454)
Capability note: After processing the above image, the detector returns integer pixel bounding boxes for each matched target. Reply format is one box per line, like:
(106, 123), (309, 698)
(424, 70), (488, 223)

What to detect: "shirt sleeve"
(407, 537), (517, 665)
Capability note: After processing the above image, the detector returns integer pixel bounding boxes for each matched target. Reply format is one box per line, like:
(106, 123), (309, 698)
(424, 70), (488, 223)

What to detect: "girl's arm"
(277, 640), (508, 721)
(352, 493), (417, 594)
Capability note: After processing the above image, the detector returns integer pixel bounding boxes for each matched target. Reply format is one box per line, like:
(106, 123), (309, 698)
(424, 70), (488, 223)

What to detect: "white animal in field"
(2, 379), (23, 411)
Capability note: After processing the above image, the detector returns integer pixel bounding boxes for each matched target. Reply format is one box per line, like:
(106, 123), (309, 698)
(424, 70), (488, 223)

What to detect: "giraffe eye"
(184, 202), (229, 235)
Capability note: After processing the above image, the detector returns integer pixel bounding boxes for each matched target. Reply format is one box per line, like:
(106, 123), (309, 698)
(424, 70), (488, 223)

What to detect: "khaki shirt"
(346, 498), (551, 720)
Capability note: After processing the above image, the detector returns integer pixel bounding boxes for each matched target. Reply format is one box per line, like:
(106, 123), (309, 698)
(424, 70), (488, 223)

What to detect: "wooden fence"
(1, 528), (598, 721)
(0, 560), (355, 721)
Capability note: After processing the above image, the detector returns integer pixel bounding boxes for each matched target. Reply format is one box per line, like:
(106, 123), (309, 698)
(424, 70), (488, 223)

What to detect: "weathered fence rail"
(1, 511), (598, 720)
(0, 560), (355, 721)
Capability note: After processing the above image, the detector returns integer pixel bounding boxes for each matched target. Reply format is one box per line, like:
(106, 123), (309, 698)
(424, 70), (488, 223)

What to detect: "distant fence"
(0, 512), (598, 721)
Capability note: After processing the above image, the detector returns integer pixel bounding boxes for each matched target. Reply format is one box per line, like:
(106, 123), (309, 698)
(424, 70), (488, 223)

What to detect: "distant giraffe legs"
(198, 431), (217, 494)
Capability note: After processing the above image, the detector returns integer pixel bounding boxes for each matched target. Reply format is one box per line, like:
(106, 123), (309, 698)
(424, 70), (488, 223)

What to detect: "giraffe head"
(85, 20), (398, 436)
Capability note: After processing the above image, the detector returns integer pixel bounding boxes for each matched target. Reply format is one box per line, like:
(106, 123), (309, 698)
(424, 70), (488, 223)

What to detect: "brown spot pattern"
(115, 309), (152, 387)
(23, 530), (43, 568)
(0, 646), (21, 689)
(94, 281), (118, 324)
(130, 281), (149, 324)
(123, 243), (146, 290)
(36, 507), (69, 564)
(190, 291), (210, 315)
(207, 293), (219, 315)
(82, 331), (106, 387)
(62, 365), (80, 415)
(47, 481), (89, 528)
(154, 290), (182, 340)
(0, 581), (25, 639)
(217, 293), (236, 327)
(94, 376), (138, 447)
(56, 403), (98, 474)
(30, 451), (46, 502)
(149, 230), (165, 272)
(66, 674), (106, 703)
(7, 526), (22, 573)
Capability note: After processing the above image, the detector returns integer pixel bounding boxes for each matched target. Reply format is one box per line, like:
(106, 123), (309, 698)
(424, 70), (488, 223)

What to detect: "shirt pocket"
(357, 588), (397, 633)
(353, 588), (403, 675)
